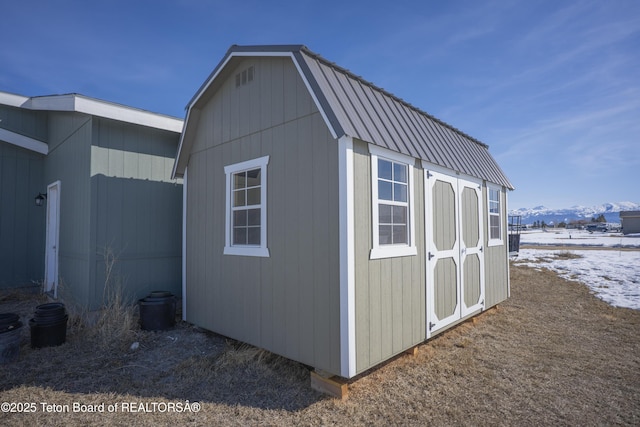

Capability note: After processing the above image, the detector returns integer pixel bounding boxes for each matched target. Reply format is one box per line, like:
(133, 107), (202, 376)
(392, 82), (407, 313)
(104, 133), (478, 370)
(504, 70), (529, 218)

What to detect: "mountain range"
(508, 201), (640, 225)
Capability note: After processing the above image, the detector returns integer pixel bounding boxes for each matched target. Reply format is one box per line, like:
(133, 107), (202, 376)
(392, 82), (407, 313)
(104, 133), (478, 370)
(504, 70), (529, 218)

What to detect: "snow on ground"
(514, 229), (640, 310)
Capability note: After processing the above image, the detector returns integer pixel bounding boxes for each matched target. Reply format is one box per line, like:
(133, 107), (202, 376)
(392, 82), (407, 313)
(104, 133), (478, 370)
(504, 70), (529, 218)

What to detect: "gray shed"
(620, 211), (640, 235)
(173, 45), (514, 382)
(0, 91), (184, 309)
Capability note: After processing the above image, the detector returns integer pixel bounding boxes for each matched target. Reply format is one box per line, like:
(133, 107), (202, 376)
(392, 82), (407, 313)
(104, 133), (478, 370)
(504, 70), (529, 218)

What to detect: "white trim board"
(0, 128), (48, 155)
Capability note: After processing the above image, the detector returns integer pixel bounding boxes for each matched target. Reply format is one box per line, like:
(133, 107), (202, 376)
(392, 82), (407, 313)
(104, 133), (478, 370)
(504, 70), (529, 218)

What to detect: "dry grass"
(1, 264), (639, 426)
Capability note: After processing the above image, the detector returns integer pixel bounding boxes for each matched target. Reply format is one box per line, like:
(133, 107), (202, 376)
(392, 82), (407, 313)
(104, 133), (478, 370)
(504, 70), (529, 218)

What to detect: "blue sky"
(2, 0), (638, 209)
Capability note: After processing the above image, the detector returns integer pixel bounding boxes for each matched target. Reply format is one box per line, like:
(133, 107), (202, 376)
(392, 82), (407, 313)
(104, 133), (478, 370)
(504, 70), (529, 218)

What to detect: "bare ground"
(1, 262), (639, 426)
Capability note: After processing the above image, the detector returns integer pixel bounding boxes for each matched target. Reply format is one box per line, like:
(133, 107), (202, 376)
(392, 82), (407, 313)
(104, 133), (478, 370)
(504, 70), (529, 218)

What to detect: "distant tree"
(558, 222), (566, 228)
(592, 214), (606, 223)
(541, 221), (547, 229)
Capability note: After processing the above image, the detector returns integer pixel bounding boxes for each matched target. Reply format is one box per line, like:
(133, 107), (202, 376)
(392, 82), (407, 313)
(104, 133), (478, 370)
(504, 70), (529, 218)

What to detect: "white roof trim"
(0, 127), (48, 155)
(0, 91), (183, 133)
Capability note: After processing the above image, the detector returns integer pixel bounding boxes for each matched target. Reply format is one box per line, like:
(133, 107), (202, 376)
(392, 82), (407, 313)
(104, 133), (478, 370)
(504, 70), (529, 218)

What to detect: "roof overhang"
(0, 91), (183, 133)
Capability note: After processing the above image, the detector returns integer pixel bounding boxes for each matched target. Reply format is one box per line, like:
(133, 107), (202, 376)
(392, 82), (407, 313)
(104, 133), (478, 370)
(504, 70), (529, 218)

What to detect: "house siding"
(352, 139), (426, 375)
(0, 142), (45, 287)
(44, 112), (93, 306)
(90, 117), (182, 309)
(185, 57), (342, 375)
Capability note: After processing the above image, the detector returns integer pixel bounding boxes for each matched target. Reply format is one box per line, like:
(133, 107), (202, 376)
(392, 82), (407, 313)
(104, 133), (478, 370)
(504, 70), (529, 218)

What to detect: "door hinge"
(479, 246), (483, 252)
(429, 322), (435, 331)
(428, 252), (434, 260)
(426, 171), (433, 179)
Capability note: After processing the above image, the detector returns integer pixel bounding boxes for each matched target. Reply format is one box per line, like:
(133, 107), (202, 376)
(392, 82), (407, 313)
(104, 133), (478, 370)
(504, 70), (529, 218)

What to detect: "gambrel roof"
(173, 45), (513, 190)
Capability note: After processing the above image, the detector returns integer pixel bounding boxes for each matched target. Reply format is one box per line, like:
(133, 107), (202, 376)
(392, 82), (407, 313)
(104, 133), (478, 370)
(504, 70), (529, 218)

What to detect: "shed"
(620, 210), (640, 235)
(0, 91), (184, 309)
(173, 45), (514, 382)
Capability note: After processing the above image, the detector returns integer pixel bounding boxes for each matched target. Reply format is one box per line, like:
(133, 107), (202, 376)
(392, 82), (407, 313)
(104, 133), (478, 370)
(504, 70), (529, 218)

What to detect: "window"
(224, 156), (269, 257)
(369, 145), (417, 259)
(487, 185), (503, 246)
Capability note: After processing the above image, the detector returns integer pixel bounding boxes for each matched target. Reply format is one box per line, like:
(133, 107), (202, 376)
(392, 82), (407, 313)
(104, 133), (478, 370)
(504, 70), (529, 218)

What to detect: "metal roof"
(174, 45), (514, 189)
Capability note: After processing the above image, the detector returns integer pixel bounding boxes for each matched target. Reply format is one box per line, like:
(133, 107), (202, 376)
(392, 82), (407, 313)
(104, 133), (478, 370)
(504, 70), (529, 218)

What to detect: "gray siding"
(90, 117), (182, 308)
(484, 187), (509, 307)
(185, 57), (342, 375)
(353, 139), (425, 375)
(0, 104), (48, 141)
(0, 142), (45, 287)
(44, 112), (93, 306)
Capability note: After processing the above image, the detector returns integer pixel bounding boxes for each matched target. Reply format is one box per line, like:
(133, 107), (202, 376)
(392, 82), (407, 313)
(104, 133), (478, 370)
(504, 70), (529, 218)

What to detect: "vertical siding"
(0, 142), (45, 287)
(90, 118), (182, 308)
(0, 105), (48, 141)
(44, 112), (92, 307)
(484, 186), (509, 307)
(186, 57), (342, 375)
(353, 139), (425, 375)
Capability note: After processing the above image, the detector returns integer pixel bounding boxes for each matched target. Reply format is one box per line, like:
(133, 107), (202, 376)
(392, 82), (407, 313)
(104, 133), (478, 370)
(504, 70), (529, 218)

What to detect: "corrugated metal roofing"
(176, 44), (513, 189)
(294, 46), (513, 189)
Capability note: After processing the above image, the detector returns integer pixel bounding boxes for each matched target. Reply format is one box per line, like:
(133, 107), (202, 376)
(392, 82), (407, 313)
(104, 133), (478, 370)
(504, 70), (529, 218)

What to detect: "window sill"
(224, 246), (270, 257)
(369, 245), (417, 260)
(487, 239), (504, 247)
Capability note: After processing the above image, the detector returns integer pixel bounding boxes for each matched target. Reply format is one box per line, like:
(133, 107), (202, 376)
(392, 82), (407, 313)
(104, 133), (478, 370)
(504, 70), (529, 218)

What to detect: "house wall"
(484, 187), (509, 307)
(0, 141), (45, 287)
(43, 111), (93, 307)
(89, 117), (182, 308)
(185, 57), (342, 375)
(352, 139), (426, 375)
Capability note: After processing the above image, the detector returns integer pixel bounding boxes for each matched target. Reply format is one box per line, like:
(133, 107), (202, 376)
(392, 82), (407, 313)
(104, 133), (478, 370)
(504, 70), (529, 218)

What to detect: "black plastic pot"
(30, 303), (68, 348)
(0, 313), (23, 364)
(139, 291), (176, 331)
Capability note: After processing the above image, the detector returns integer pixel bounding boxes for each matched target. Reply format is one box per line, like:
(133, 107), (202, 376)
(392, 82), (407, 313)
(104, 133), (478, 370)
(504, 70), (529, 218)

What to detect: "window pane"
(392, 225), (407, 244)
(247, 226), (261, 245)
(378, 159), (392, 180)
(233, 172), (246, 189)
(247, 187), (260, 205)
(392, 205), (406, 224)
(379, 204), (392, 224)
(394, 183), (407, 202)
(247, 208), (261, 226)
(233, 189), (246, 207)
(378, 180), (393, 200)
(393, 163), (407, 183)
(233, 210), (247, 227)
(379, 225), (392, 245)
(233, 227), (247, 245)
(246, 168), (261, 187)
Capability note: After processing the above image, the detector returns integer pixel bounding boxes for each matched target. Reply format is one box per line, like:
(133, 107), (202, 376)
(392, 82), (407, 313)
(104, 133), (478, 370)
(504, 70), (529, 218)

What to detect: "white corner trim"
(182, 167), (188, 321)
(0, 128), (48, 155)
(0, 91), (29, 107)
(338, 136), (356, 378)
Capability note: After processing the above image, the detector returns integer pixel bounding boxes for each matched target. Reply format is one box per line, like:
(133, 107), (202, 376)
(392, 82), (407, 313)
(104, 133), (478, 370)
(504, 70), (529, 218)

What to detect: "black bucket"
(139, 291), (176, 331)
(30, 303), (68, 348)
(0, 313), (23, 364)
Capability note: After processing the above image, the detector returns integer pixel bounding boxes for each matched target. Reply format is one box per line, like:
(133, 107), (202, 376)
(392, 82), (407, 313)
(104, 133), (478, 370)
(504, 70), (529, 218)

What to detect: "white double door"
(425, 169), (484, 338)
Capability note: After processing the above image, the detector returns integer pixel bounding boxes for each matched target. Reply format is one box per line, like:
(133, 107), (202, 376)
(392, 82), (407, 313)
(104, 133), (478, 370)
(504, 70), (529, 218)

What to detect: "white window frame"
(224, 156), (270, 257)
(487, 184), (503, 247)
(369, 145), (417, 259)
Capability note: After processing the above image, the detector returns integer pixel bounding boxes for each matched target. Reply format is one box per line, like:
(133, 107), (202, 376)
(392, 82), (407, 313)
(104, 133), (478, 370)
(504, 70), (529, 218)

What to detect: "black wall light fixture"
(35, 192), (47, 207)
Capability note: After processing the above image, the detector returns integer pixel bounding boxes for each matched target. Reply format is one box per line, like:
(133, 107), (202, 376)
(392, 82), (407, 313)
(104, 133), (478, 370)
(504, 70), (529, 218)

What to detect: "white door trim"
(44, 180), (61, 298)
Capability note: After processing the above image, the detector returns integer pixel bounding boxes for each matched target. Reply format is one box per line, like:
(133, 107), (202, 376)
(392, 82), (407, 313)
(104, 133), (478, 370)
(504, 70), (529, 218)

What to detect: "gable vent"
(235, 66), (255, 88)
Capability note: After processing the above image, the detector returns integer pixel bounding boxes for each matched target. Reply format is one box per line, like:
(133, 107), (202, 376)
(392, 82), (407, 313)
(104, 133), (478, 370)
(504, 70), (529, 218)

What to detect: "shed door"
(426, 170), (484, 338)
